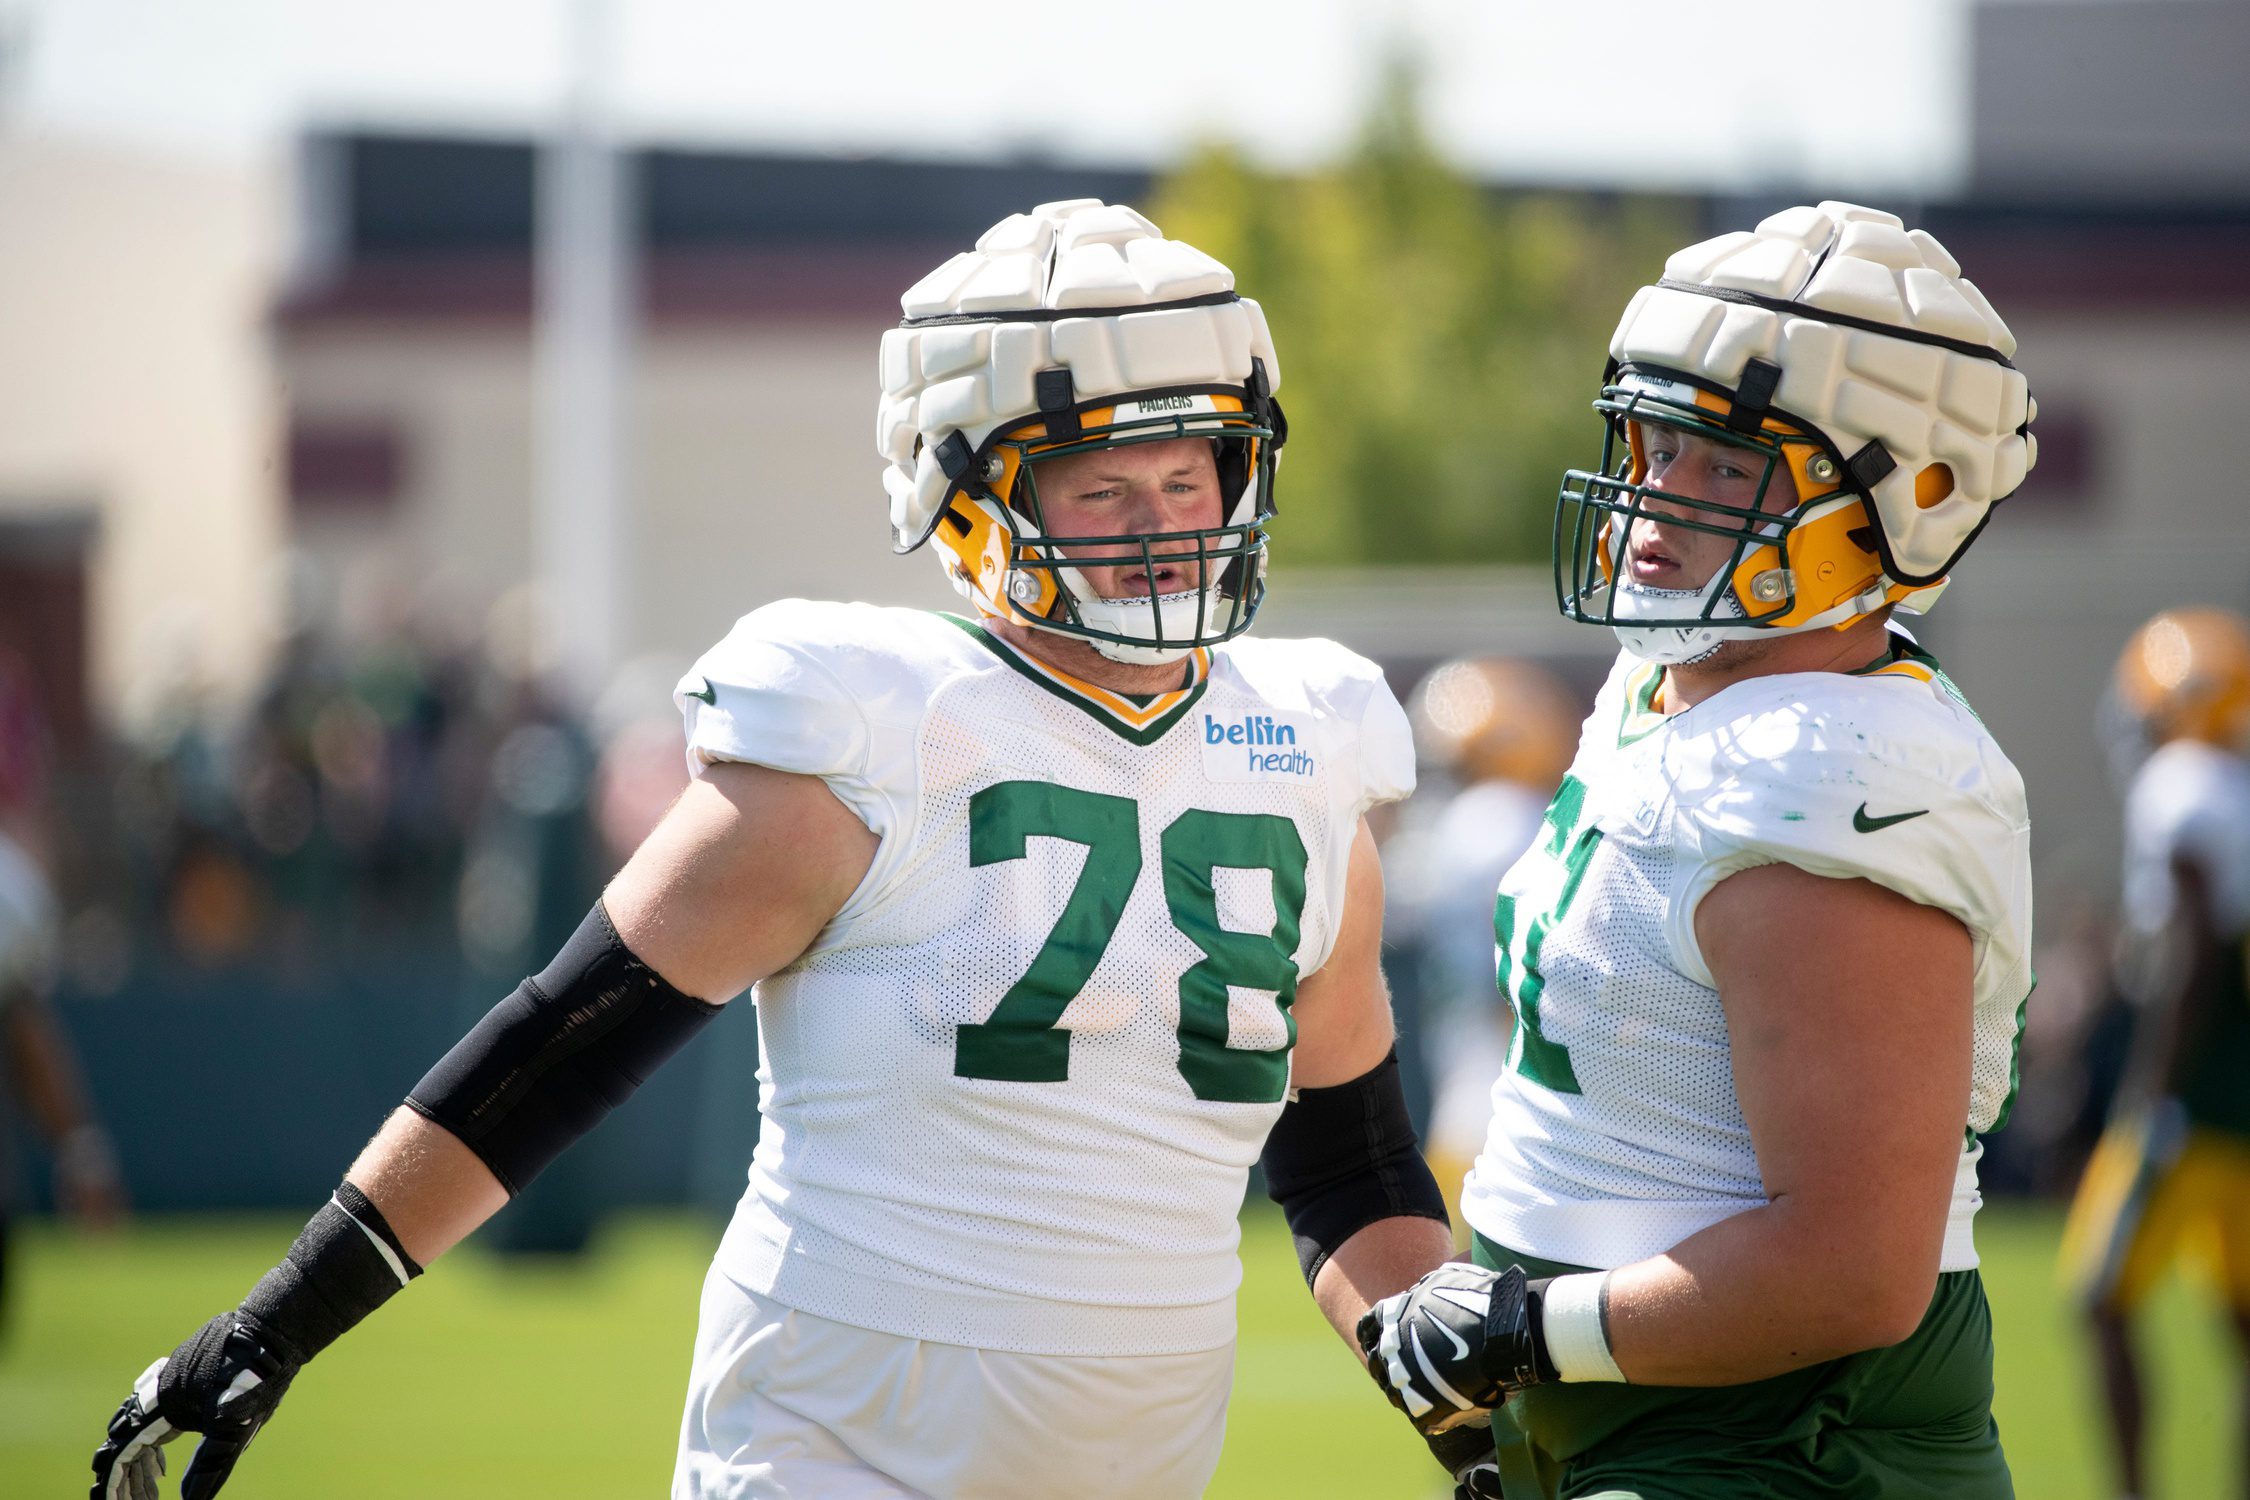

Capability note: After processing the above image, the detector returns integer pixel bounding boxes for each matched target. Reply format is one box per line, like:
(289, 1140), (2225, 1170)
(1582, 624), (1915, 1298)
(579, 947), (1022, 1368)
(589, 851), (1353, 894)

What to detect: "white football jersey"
(2123, 739), (2250, 940)
(676, 601), (1414, 1356)
(1461, 638), (2033, 1273)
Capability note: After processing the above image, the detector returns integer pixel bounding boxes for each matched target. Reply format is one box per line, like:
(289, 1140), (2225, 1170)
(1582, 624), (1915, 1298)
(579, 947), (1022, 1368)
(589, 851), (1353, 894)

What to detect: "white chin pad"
(1606, 578), (1748, 665)
(1078, 588), (1215, 664)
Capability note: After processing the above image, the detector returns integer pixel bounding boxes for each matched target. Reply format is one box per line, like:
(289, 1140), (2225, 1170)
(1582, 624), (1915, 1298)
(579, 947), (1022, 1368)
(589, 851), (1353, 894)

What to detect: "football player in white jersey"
(91, 201), (1460, 1500)
(1359, 202), (2038, 1499)
(2061, 607), (2250, 1500)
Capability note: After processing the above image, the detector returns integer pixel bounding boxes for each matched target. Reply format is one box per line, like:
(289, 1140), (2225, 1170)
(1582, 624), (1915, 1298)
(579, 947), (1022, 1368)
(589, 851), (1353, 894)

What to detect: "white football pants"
(674, 1264), (1234, 1499)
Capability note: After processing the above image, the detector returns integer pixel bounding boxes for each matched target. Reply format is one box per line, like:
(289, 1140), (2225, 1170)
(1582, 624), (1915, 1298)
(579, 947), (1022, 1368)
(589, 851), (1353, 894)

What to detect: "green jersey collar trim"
(939, 613), (1211, 747)
(1618, 659), (1668, 745)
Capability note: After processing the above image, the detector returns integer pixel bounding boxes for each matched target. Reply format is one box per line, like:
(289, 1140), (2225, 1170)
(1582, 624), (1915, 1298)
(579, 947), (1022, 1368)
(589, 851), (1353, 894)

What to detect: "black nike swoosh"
(1853, 803), (1929, 833)
(685, 678), (717, 705)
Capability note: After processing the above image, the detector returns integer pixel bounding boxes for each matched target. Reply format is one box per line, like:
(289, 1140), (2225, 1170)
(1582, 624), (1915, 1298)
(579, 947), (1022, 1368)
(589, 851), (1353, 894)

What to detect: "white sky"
(1, 0), (1976, 193)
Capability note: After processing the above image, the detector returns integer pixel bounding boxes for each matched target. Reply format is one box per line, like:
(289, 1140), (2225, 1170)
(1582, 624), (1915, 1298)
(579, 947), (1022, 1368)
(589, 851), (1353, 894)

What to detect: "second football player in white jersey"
(91, 202), (1459, 1500)
(1362, 202), (2038, 1499)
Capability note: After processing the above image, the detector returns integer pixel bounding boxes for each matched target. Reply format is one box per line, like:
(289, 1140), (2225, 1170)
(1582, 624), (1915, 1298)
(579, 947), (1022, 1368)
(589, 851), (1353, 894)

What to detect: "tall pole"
(533, 0), (631, 704)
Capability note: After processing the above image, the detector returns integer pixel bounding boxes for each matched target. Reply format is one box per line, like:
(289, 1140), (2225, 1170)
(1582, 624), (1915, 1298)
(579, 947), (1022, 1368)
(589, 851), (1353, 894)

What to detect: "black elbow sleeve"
(406, 901), (722, 1194)
(1260, 1048), (1449, 1287)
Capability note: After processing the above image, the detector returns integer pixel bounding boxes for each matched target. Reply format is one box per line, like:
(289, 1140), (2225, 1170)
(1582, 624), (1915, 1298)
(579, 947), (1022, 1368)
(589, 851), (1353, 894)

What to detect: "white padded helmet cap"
(876, 200), (1280, 551)
(1612, 200), (2034, 584)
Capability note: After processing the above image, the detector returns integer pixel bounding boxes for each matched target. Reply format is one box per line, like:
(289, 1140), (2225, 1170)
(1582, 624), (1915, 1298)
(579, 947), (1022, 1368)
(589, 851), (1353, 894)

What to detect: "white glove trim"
(103, 1359), (175, 1500)
(335, 1193), (413, 1288)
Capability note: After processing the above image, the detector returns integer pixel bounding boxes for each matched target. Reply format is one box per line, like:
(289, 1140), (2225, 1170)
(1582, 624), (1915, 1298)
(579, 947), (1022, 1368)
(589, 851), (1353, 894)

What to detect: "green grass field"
(2, 1202), (2236, 1498)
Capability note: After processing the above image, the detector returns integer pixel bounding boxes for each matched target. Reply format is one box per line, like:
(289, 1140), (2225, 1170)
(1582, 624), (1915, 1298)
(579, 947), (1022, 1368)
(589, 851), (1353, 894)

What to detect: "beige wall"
(284, 315), (951, 683)
(0, 130), (284, 724)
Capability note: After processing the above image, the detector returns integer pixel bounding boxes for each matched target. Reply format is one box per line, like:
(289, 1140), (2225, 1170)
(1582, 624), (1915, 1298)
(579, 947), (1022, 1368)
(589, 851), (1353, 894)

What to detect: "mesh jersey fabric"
(2123, 739), (2250, 1138)
(675, 600), (1413, 1355)
(1462, 637), (2033, 1272)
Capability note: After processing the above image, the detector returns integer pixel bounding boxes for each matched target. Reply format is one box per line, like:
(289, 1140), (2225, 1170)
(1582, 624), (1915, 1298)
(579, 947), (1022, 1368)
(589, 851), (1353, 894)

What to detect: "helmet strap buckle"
(1035, 369), (1080, 442)
(1725, 359), (1782, 433)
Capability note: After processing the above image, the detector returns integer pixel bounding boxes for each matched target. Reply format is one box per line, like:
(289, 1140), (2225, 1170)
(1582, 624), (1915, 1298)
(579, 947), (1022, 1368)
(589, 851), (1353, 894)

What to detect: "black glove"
(91, 1313), (301, 1500)
(1356, 1262), (1555, 1433)
(1425, 1417), (1506, 1500)
(91, 1182), (419, 1500)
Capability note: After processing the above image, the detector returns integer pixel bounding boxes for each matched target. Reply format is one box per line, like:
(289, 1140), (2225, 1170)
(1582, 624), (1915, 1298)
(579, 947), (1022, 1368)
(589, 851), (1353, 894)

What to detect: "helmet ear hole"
(1914, 463), (1955, 510)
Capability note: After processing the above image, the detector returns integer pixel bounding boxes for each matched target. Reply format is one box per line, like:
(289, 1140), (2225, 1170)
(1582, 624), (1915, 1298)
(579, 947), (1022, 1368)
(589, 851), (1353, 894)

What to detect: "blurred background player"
(1360, 200), (2037, 1499)
(89, 200), (1456, 1500)
(0, 645), (126, 1343)
(1387, 657), (1581, 1211)
(2061, 606), (2250, 1500)
(1, 834), (129, 1340)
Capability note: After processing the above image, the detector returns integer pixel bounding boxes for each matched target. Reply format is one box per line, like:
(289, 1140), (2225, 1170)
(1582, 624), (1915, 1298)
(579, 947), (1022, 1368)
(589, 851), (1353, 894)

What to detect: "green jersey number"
(1494, 773), (1599, 1094)
(955, 780), (1310, 1103)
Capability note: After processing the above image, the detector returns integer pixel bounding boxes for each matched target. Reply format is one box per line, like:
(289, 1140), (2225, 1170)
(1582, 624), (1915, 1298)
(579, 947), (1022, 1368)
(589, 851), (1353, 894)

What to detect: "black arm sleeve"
(1260, 1048), (1449, 1286)
(406, 901), (722, 1194)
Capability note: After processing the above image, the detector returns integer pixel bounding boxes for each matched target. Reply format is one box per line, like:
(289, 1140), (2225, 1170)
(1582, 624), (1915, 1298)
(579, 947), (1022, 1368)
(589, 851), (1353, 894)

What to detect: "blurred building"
(276, 138), (1153, 677)
(0, 132), (284, 744)
(57, 114), (2250, 938)
(1971, 0), (2250, 205)
(5, 0), (2247, 948)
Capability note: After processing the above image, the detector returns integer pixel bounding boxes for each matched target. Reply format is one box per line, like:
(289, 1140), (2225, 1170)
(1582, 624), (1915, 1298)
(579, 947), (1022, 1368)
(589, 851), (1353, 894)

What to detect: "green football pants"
(1472, 1234), (2014, 1500)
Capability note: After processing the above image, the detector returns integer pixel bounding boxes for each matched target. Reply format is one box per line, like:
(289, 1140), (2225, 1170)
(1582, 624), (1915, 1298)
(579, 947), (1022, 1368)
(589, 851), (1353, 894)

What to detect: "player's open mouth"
(1628, 542), (1679, 582)
(1121, 563), (1190, 593)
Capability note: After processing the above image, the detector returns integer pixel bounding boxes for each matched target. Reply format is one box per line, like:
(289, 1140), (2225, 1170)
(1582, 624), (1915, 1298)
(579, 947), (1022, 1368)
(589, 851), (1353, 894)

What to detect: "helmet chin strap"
(1606, 578), (1757, 666)
(1608, 576), (1897, 665)
(1077, 590), (1207, 666)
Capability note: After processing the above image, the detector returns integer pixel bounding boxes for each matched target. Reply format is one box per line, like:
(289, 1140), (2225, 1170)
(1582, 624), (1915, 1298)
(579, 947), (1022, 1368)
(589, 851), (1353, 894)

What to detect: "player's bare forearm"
(1598, 1193), (1934, 1385)
(1271, 818), (1456, 1353)
(343, 1108), (512, 1266)
(1312, 1214), (1461, 1350)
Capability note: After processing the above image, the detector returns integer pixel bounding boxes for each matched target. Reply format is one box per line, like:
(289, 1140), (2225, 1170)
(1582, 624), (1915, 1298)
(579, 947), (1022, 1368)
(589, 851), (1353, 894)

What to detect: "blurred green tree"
(1152, 63), (1690, 567)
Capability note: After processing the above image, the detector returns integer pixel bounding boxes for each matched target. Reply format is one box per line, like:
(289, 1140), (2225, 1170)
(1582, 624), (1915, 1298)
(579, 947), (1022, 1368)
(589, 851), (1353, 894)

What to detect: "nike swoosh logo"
(685, 678), (717, 705)
(1427, 1320), (1470, 1363)
(1853, 803), (1929, 833)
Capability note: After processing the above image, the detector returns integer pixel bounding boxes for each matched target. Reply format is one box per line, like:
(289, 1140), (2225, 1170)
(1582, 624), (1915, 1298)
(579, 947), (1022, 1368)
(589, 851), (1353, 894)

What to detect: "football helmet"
(877, 201), (1286, 665)
(2109, 607), (2250, 754)
(1554, 201), (2036, 664)
(1407, 657), (1579, 792)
